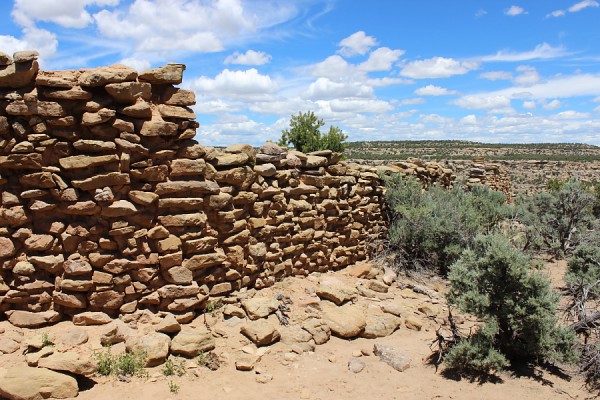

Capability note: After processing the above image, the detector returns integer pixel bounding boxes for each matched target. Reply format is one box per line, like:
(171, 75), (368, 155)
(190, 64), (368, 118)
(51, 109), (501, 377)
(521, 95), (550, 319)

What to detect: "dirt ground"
(1, 260), (595, 400)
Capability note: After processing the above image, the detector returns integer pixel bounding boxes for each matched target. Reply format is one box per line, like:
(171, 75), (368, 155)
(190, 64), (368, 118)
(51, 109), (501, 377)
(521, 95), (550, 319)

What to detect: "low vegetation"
(383, 174), (599, 387)
(94, 348), (148, 378)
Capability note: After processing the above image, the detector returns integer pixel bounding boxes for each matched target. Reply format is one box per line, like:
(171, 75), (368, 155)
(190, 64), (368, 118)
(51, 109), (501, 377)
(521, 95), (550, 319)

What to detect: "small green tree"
(279, 111), (347, 153)
(446, 234), (576, 374)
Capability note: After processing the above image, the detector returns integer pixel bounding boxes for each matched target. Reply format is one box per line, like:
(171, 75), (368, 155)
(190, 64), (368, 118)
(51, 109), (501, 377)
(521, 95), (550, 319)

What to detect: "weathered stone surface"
(139, 64), (185, 84)
(139, 119), (178, 137)
(320, 301), (366, 338)
(163, 87), (195, 105)
(373, 343), (411, 372)
(183, 252), (226, 271)
(38, 351), (96, 376)
(170, 159), (206, 176)
(241, 297), (279, 320)
(240, 320), (280, 346)
(348, 358), (366, 373)
(5, 101), (65, 117)
(105, 81), (151, 102)
(404, 316), (423, 331)
(170, 326), (215, 357)
(73, 139), (116, 152)
(72, 311), (112, 326)
(0, 60), (39, 88)
(158, 104), (195, 119)
(129, 190), (158, 205)
(302, 318), (331, 345)
(6, 310), (61, 328)
(155, 180), (219, 195)
(78, 64), (137, 86)
(72, 172), (130, 191)
(126, 332), (171, 367)
(101, 200), (137, 217)
(89, 290), (124, 309)
(361, 314), (402, 338)
(59, 154), (118, 170)
(316, 281), (357, 305)
(53, 291), (87, 309)
(0, 366), (78, 400)
(36, 70), (79, 87)
(0, 237), (15, 259)
(158, 212), (207, 227)
(155, 314), (181, 334)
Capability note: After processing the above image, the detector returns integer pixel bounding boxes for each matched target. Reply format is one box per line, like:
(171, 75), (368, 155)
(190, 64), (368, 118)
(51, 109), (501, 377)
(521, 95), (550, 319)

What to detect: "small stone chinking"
(0, 48), (439, 328)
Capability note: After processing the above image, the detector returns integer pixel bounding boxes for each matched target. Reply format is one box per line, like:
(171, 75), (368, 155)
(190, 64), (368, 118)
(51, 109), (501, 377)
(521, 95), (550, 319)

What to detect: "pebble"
(256, 374), (273, 383)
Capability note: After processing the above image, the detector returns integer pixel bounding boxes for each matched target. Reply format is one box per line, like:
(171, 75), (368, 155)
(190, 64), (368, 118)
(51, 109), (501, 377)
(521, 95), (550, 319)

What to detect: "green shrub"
(163, 358), (186, 377)
(517, 179), (594, 256)
(94, 348), (148, 378)
(279, 111), (347, 153)
(168, 380), (180, 394)
(383, 174), (509, 274)
(446, 234), (576, 373)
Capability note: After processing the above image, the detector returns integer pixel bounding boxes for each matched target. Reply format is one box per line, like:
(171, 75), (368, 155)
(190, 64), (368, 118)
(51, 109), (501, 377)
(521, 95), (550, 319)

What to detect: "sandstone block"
(38, 351), (96, 376)
(59, 154), (118, 170)
(320, 301), (366, 338)
(0, 366), (78, 400)
(241, 297), (279, 320)
(78, 64), (138, 86)
(105, 81), (151, 102)
(170, 326), (215, 357)
(6, 310), (61, 328)
(183, 252), (226, 271)
(158, 212), (207, 227)
(126, 332), (171, 367)
(240, 320), (280, 346)
(139, 63), (185, 84)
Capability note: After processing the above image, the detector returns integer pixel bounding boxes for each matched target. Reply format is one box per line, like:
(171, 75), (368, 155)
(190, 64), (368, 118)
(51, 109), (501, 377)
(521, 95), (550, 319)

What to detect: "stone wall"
(0, 50), (388, 324)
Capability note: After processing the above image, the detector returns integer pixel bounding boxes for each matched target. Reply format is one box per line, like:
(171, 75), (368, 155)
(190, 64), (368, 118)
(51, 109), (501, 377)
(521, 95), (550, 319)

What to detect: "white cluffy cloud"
(193, 68), (278, 100)
(480, 71), (513, 80)
(12, 0), (119, 29)
(225, 50), (272, 65)
(337, 31), (378, 56)
(414, 85), (458, 96)
(359, 47), (405, 71)
(401, 57), (479, 79)
(513, 65), (540, 86)
(504, 5), (526, 16)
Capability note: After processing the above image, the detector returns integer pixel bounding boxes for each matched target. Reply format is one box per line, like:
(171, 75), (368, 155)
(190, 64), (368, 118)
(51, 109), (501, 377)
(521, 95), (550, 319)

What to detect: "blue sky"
(1, 0), (600, 146)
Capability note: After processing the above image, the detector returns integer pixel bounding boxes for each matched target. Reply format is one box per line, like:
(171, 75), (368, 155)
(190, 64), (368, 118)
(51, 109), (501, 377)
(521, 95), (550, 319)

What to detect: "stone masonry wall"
(0, 50), (388, 325)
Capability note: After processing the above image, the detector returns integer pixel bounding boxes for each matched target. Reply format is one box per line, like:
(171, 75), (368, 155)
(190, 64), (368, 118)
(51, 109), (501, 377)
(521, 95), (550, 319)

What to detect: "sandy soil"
(0, 261), (594, 400)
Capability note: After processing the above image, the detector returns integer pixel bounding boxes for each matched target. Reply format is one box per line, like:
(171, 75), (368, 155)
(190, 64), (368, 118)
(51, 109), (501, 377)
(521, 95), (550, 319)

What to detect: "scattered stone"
(125, 332), (171, 367)
(73, 312), (112, 326)
(320, 301), (366, 338)
(373, 344), (411, 372)
(348, 358), (366, 373)
(316, 281), (357, 305)
(235, 356), (255, 371)
(301, 318), (331, 345)
(155, 314), (181, 334)
(361, 314), (402, 339)
(241, 297), (279, 320)
(171, 327), (215, 357)
(255, 374), (273, 384)
(404, 316), (423, 331)
(0, 339), (20, 354)
(240, 320), (280, 346)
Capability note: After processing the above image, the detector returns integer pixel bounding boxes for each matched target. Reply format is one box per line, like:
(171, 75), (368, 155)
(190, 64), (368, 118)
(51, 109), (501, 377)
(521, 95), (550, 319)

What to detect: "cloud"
(522, 100), (536, 109)
(225, 50), (272, 65)
(400, 98), (425, 106)
(481, 43), (568, 62)
(504, 5), (527, 16)
(304, 78), (373, 100)
(193, 68), (278, 99)
(118, 56), (151, 71)
(400, 57), (479, 79)
(359, 47), (405, 71)
(569, 0), (599, 12)
(309, 55), (360, 79)
(414, 85), (458, 96)
(542, 99), (562, 110)
(453, 95), (512, 110)
(553, 110), (591, 119)
(12, 0), (119, 29)
(461, 115), (478, 125)
(480, 71), (513, 80)
(337, 31), (378, 57)
(546, 10), (566, 18)
(513, 65), (540, 86)
(328, 98), (394, 113)
(0, 27), (58, 63)
(475, 9), (487, 17)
